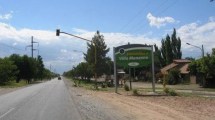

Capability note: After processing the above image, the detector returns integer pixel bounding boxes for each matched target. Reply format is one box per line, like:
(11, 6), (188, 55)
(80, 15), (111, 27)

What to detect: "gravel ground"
(64, 78), (215, 120)
(64, 78), (134, 120)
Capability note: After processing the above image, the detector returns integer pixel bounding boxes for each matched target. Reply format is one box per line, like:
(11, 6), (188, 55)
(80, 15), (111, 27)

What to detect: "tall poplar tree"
(155, 28), (182, 66)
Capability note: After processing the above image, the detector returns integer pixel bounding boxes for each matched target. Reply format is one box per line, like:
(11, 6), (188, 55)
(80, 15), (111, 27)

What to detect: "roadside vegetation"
(0, 54), (57, 87)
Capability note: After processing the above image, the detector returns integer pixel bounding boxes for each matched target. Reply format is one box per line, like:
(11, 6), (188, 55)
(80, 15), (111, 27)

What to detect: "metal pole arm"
(186, 43), (202, 51)
(60, 32), (91, 42)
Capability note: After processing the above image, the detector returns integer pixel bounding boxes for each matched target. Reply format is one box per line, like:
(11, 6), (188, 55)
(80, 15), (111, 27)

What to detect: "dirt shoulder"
(65, 78), (215, 120)
(0, 87), (21, 96)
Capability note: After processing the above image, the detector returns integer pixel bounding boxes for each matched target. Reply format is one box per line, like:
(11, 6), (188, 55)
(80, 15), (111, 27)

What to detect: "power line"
(119, 0), (152, 33)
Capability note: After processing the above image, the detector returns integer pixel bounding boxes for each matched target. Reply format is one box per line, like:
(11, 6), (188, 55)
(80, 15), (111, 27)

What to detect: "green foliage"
(133, 89), (140, 96)
(155, 28), (182, 67)
(84, 31), (110, 77)
(189, 50), (215, 87)
(168, 89), (177, 96)
(0, 58), (18, 85)
(163, 87), (170, 93)
(124, 84), (130, 91)
(167, 69), (180, 85)
(73, 79), (79, 87)
(35, 55), (45, 80)
(163, 87), (177, 96)
(0, 54), (52, 85)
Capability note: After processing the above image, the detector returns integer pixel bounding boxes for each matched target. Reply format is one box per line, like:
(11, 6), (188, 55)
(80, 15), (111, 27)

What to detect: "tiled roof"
(180, 63), (190, 74)
(161, 63), (178, 74)
(173, 59), (191, 63)
(161, 59), (191, 74)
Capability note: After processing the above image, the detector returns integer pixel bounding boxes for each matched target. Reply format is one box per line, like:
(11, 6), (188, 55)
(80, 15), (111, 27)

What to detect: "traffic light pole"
(56, 29), (98, 89)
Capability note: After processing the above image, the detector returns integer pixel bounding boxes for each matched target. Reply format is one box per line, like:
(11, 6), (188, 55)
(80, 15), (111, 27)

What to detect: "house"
(160, 59), (196, 84)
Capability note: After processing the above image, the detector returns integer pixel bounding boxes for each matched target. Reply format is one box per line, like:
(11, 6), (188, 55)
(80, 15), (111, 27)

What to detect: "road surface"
(0, 78), (82, 120)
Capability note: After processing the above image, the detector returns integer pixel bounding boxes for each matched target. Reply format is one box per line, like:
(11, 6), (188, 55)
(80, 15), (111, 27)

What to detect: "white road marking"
(0, 108), (15, 119)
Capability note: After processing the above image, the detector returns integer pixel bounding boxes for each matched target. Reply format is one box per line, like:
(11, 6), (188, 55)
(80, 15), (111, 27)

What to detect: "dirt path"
(64, 78), (215, 120)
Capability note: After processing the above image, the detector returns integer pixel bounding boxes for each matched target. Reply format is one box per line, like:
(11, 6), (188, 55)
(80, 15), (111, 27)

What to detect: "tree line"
(0, 54), (55, 85)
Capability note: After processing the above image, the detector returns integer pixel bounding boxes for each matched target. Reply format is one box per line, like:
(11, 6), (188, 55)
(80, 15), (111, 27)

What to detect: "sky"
(0, 0), (214, 74)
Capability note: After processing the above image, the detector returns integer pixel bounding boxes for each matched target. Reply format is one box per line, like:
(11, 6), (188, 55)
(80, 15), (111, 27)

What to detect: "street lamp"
(186, 43), (204, 58)
(56, 29), (98, 88)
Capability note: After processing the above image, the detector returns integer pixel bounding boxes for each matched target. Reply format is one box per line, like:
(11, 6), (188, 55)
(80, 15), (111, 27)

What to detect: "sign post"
(113, 44), (155, 93)
(113, 47), (118, 93)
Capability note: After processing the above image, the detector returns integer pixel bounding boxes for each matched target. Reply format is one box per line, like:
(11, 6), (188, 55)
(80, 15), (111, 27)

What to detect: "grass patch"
(0, 80), (28, 88)
(163, 87), (178, 96)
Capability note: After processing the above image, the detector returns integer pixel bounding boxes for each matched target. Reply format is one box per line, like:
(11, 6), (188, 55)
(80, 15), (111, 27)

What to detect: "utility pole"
(26, 36), (39, 58)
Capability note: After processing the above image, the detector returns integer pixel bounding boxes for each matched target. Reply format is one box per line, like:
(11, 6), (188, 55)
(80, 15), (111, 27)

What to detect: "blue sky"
(0, 0), (215, 73)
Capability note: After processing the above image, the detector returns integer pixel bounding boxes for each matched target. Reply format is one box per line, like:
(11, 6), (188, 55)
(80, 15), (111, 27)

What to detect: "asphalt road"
(0, 78), (82, 120)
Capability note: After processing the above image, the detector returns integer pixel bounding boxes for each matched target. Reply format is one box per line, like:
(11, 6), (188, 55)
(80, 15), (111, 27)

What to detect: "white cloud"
(146, 12), (176, 28)
(60, 49), (68, 53)
(178, 20), (215, 58)
(0, 23), (60, 44)
(2, 20), (215, 72)
(0, 11), (13, 20)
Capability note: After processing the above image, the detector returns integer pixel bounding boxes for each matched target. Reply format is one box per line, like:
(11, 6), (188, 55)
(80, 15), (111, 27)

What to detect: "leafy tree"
(154, 44), (164, 67)
(0, 58), (18, 85)
(75, 62), (93, 80)
(22, 55), (37, 83)
(165, 34), (173, 64)
(35, 55), (45, 80)
(189, 49), (215, 87)
(155, 28), (182, 67)
(9, 54), (23, 83)
(171, 29), (182, 59)
(166, 69), (180, 85)
(84, 31), (110, 77)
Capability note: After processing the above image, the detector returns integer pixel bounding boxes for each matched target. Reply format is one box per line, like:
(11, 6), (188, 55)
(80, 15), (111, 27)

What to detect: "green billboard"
(115, 44), (152, 68)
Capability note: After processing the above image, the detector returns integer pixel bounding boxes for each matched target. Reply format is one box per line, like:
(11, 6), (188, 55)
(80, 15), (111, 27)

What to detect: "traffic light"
(56, 29), (60, 36)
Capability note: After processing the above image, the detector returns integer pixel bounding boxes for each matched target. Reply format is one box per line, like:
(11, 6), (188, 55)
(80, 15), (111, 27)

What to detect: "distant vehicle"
(58, 76), (61, 80)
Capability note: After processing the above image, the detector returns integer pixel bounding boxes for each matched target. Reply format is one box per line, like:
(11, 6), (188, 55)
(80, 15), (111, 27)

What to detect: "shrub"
(163, 87), (170, 94)
(169, 89), (177, 96)
(167, 69), (180, 85)
(124, 84), (130, 91)
(101, 82), (106, 88)
(163, 87), (177, 96)
(73, 80), (79, 87)
(133, 89), (139, 96)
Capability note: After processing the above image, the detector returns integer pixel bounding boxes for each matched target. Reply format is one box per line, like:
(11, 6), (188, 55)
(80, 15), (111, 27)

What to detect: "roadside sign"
(113, 44), (155, 93)
(115, 44), (152, 68)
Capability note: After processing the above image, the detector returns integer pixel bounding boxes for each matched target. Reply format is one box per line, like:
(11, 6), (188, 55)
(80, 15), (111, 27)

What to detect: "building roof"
(160, 63), (178, 74)
(180, 63), (190, 74)
(161, 59), (191, 75)
(173, 59), (191, 63)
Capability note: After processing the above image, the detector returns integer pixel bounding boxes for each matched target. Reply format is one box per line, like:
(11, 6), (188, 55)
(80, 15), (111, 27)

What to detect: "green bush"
(163, 87), (177, 96)
(133, 89), (139, 96)
(124, 84), (130, 91)
(163, 87), (170, 94)
(73, 80), (79, 87)
(169, 89), (177, 96)
(167, 69), (180, 85)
